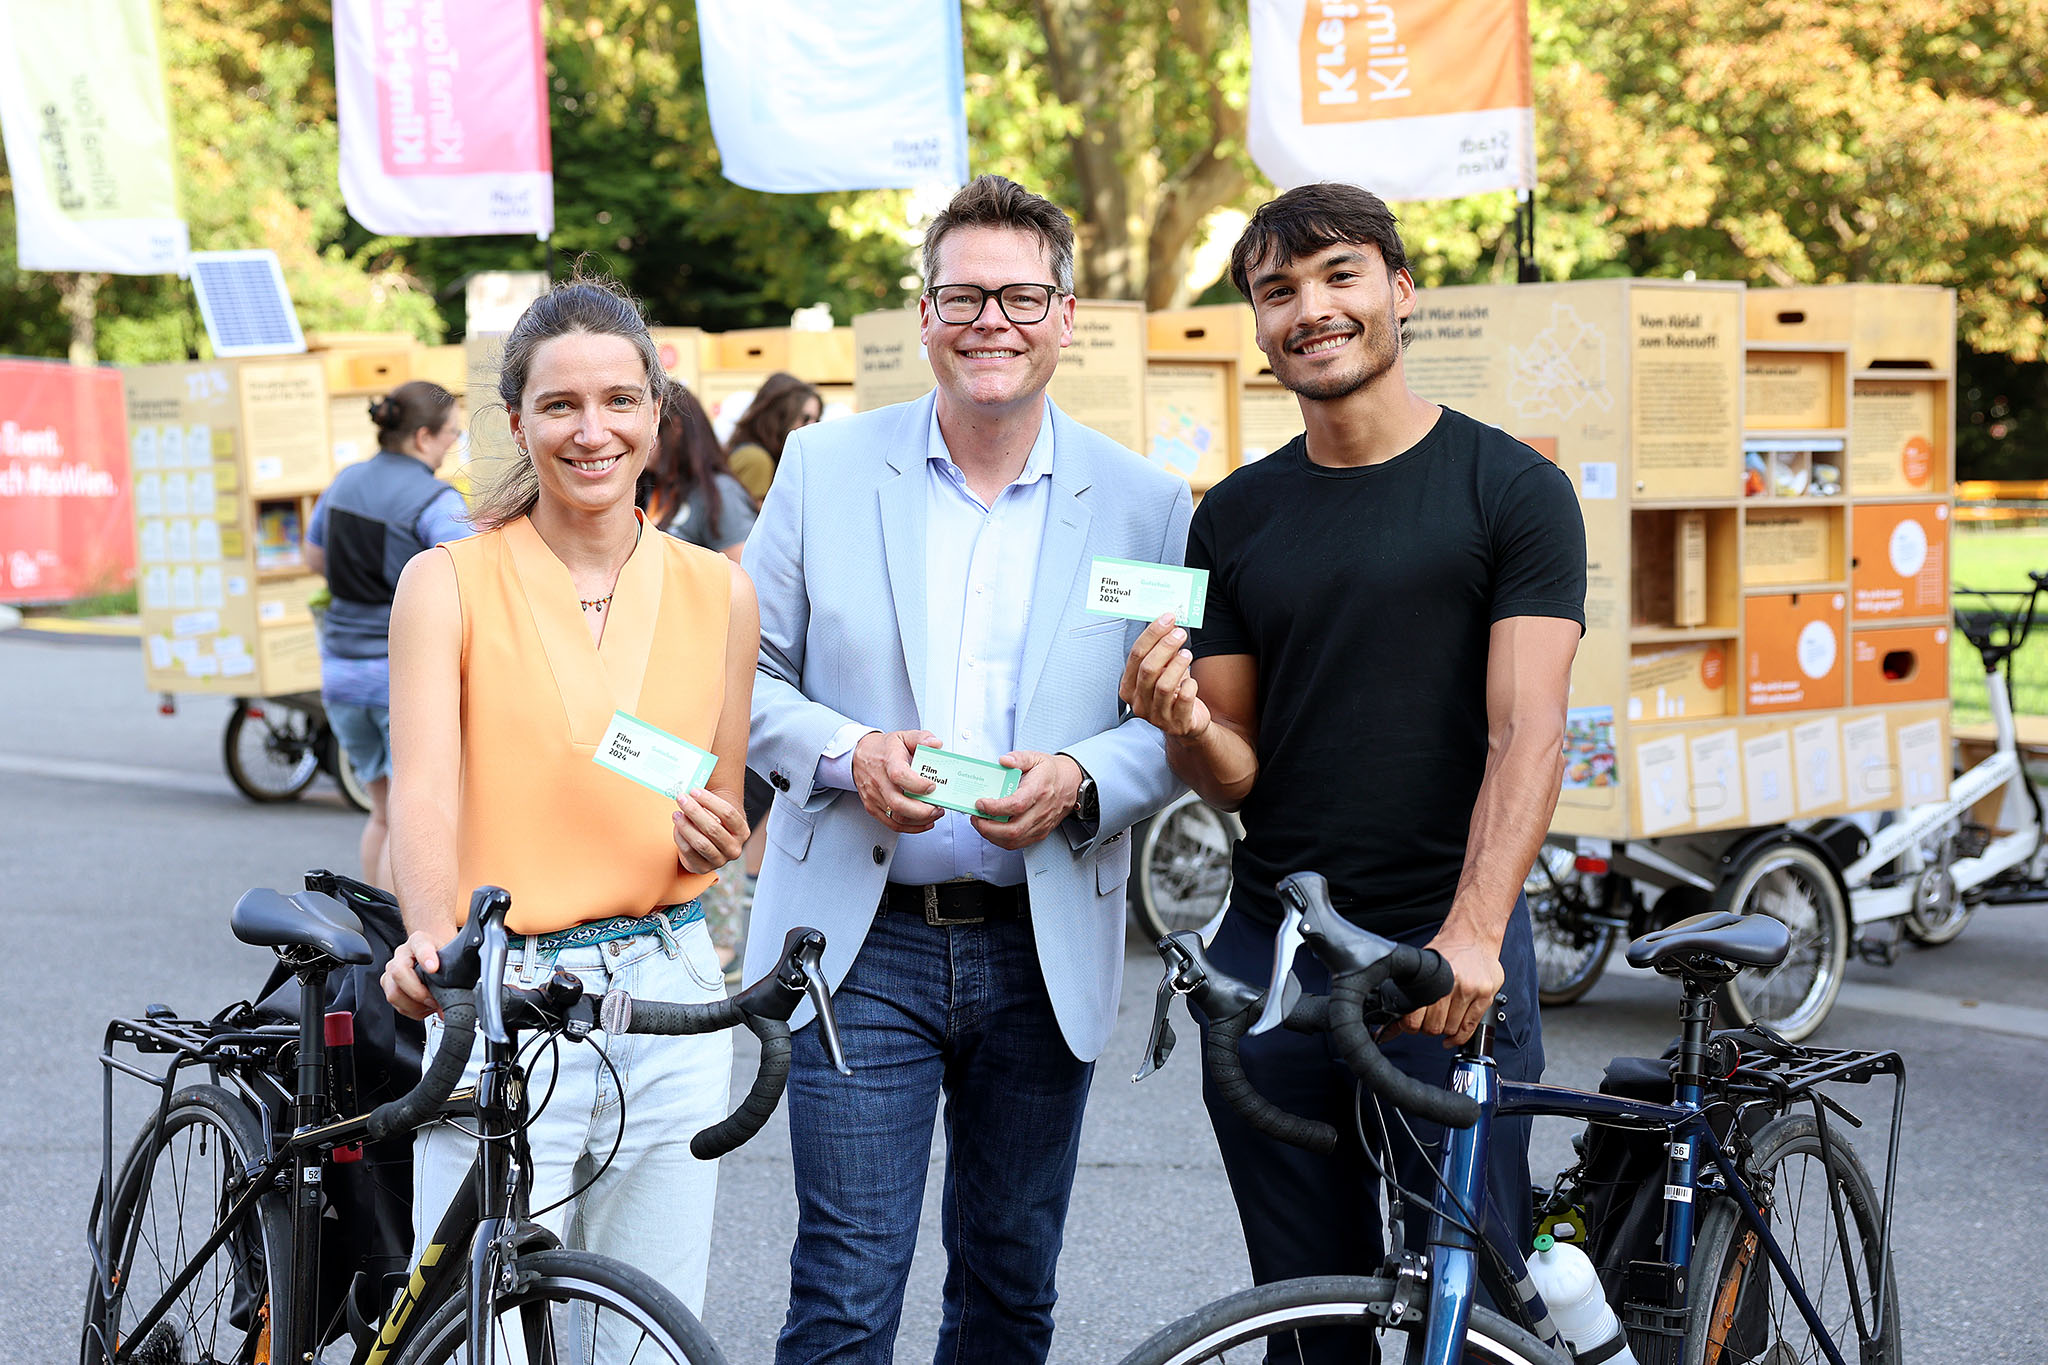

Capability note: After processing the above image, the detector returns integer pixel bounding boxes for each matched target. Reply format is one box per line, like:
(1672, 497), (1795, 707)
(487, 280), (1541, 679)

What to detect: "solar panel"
(188, 250), (306, 357)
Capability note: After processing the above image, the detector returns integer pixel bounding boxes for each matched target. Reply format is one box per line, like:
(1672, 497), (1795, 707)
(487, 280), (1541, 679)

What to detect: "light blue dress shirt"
(816, 401), (1055, 886)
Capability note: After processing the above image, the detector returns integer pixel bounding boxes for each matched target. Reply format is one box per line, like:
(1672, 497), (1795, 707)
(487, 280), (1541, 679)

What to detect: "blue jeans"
(777, 906), (1094, 1365)
(1201, 898), (1546, 1365)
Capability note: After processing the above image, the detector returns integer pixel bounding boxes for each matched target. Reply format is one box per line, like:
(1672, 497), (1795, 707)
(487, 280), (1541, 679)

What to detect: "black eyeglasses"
(925, 282), (1064, 326)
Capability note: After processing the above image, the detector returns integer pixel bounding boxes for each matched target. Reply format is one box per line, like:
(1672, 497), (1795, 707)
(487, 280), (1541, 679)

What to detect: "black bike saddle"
(1627, 910), (1790, 976)
(231, 888), (374, 965)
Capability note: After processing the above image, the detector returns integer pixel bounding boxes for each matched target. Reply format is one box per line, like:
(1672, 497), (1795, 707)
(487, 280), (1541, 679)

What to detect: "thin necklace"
(580, 592), (613, 613)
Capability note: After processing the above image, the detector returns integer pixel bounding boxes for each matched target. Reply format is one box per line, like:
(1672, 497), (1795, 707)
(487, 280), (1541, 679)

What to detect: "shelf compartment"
(1851, 502), (1951, 621)
(1745, 348), (1848, 429)
(1632, 507), (1739, 632)
(1744, 504), (1846, 589)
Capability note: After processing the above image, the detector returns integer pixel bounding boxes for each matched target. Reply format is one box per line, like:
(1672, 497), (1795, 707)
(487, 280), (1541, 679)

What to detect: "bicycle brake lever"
(1134, 934), (1203, 1083)
(791, 934), (852, 1077)
(1249, 903), (1306, 1036)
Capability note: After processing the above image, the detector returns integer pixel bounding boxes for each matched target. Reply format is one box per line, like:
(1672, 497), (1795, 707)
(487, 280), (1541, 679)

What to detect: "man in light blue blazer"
(741, 176), (1191, 1365)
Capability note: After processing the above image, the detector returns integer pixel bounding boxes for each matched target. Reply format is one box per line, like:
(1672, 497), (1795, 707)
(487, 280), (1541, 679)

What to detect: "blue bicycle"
(1121, 872), (1901, 1365)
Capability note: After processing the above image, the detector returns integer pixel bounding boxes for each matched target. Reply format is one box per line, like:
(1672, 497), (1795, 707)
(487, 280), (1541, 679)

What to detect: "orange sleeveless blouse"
(443, 512), (730, 934)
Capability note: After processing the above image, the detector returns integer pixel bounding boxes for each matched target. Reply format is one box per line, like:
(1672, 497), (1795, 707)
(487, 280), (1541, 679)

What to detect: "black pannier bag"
(249, 869), (425, 1345)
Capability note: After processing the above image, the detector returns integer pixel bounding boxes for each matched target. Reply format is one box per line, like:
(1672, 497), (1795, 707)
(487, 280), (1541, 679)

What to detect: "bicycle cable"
(431, 1024), (567, 1144)
(528, 1027), (628, 1220)
(1387, 1097), (1536, 1316)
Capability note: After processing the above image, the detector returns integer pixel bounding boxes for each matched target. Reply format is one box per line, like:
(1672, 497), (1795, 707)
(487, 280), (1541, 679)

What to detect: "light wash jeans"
(413, 910), (733, 1354)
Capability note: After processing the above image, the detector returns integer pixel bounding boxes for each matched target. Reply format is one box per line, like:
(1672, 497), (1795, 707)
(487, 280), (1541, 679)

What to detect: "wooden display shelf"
(1743, 581), (1846, 596)
(1745, 428), (1848, 443)
(1854, 368), (1953, 383)
(1630, 625), (1740, 644)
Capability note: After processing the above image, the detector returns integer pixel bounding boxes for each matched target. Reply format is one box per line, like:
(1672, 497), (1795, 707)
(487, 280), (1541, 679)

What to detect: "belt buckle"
(922, 883), (984, 927)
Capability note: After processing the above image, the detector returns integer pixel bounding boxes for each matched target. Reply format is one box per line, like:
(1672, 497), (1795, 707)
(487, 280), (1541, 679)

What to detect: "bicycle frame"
(1413, 1014), (1893, 1365)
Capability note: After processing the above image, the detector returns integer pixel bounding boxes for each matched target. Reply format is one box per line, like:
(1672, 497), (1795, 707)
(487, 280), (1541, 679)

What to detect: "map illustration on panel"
(1508, 303), (1615, 422)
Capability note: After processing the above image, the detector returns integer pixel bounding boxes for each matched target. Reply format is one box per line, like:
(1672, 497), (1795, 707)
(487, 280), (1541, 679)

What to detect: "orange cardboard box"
(1851, 502), (1949, 620)
(1851, 625), (1950, 705)
(1745, 592), (1846, 713)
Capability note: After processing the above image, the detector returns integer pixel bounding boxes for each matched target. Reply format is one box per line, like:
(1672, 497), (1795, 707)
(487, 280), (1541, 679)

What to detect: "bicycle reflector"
(1574, 855), (1609, 876)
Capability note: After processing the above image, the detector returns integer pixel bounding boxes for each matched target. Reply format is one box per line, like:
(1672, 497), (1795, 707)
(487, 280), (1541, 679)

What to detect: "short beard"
(1276, 325), (1399, 401)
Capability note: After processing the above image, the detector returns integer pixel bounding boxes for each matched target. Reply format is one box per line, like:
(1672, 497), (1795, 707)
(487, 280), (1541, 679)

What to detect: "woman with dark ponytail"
(305, 379), (471, 888)
(639, 384), (756, 559)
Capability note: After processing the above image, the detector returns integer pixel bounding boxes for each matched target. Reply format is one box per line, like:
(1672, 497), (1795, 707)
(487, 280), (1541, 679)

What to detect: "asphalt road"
(3, 626), (2045, 1362)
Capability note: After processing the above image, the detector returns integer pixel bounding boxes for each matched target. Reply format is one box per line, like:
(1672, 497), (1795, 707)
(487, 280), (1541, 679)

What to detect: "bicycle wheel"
(1527, 848), (1616, 1006)
(83, 1085), (290, 1365)
(1711, 841), (1849, 1042)
(1131, 792), (1237, 942)
(395, 1248), (725, 1365)
(1686, 1113), (1899, 1365)
(1117, 1275), (1566, 1365)
(223, 699), (321, 802)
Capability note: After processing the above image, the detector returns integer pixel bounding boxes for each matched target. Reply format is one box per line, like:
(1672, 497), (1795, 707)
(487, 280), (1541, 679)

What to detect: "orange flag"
(1248, 0), (1535, 200)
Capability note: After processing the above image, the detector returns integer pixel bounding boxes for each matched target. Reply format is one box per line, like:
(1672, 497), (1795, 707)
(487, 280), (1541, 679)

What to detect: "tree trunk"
(1035, 1), (1253, 307)
(60, 272), (104, 365)
(1034, 0), (1141, 299)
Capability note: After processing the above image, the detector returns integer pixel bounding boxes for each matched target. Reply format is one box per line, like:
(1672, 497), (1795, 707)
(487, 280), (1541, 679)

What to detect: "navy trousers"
(1201, 898), (1546, 1364)
(776, 907), (1094, 1365)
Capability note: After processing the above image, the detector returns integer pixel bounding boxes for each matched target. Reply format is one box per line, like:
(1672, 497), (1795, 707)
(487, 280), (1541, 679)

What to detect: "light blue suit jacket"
(739, 392), (1192, 1062)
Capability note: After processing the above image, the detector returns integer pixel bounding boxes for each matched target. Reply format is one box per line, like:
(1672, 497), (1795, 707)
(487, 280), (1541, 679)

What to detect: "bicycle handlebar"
(1145, 873), (1480, 1153)
(362, 890), (843, 1159)
(600, 928), (840, 1159)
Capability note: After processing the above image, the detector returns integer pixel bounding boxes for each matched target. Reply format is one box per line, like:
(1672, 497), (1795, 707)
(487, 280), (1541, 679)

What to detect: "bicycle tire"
(394, 1247), (726, 1365)
(223, 699), (320, 803)
(1686, 1113), (1899, 1365)
(1528, 854), (1615, 1006)
(1131, 792), (1237, 943)
(1711, 841), (1849, 1042)
(1116, 1275), (1567, 1365)
(82, 1084), (291, 1365)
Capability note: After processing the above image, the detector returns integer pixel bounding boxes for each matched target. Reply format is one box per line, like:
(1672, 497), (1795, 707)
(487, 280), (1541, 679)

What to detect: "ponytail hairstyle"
(369, 380), (457, 454)
(467, 275), (670, 531)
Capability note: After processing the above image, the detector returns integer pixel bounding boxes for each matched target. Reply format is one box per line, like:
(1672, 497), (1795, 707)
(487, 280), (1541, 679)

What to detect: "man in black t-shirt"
(1122, 184), (1585, 1356)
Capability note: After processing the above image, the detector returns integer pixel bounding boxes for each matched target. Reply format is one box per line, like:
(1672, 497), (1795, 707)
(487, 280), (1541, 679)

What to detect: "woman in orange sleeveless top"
(379, 278), (759, 1326)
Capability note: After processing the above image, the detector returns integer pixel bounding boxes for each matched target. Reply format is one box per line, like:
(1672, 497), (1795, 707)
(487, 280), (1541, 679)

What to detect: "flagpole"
(1514, 191), (1539, 283)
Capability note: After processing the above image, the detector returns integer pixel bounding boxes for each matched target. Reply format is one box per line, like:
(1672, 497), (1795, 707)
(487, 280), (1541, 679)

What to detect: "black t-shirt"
(1188, 407), (1587, 934)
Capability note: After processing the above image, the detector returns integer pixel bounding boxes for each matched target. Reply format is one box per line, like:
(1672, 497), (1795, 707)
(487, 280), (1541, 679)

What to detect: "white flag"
(1247, 0), (1535, 201)
(0, 0), (188, 273)
(697, 0), (969, 194)
(334, 0), (554, 237)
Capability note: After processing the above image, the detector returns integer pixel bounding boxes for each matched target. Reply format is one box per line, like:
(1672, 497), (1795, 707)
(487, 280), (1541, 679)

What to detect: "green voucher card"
(593, 710), (719, 800)
(906, 746), (1022, 822)
(1086, 557), (1208, 627)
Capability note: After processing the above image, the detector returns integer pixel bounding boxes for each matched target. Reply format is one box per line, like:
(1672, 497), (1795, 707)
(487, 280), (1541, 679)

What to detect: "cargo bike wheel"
(222, 697), (322, 803)
(1710, 839), (1849, 1043)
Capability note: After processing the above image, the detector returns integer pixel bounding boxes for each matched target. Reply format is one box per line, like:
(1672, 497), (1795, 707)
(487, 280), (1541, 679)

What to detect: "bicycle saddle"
(1626, 910), (1790, 976)
(231, 888), (374, 965)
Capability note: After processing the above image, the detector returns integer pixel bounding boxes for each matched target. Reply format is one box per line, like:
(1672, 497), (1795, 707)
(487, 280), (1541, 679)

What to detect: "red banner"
(0, 360), (134, 604)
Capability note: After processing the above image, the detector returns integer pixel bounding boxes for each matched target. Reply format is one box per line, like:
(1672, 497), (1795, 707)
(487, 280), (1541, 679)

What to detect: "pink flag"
(335, 0), (554, 237)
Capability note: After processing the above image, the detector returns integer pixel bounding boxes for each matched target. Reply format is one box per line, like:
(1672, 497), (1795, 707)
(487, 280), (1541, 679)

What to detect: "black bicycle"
(84, 877), (844, 1365)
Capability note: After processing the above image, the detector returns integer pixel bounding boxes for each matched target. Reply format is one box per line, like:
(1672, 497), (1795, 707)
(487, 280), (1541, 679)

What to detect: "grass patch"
(58, 586), (139, 618)
(1951, 526), (2048, 719)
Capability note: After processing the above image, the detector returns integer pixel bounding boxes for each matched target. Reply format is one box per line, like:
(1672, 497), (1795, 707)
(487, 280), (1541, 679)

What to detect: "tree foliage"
(0, 0), (2043, 431)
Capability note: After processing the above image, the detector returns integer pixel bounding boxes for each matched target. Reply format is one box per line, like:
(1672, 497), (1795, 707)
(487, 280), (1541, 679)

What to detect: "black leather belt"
(881, 880), (1029, 926)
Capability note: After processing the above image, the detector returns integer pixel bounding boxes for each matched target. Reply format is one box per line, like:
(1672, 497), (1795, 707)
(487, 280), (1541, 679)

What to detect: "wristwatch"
(1072, 767), (1100, 823)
